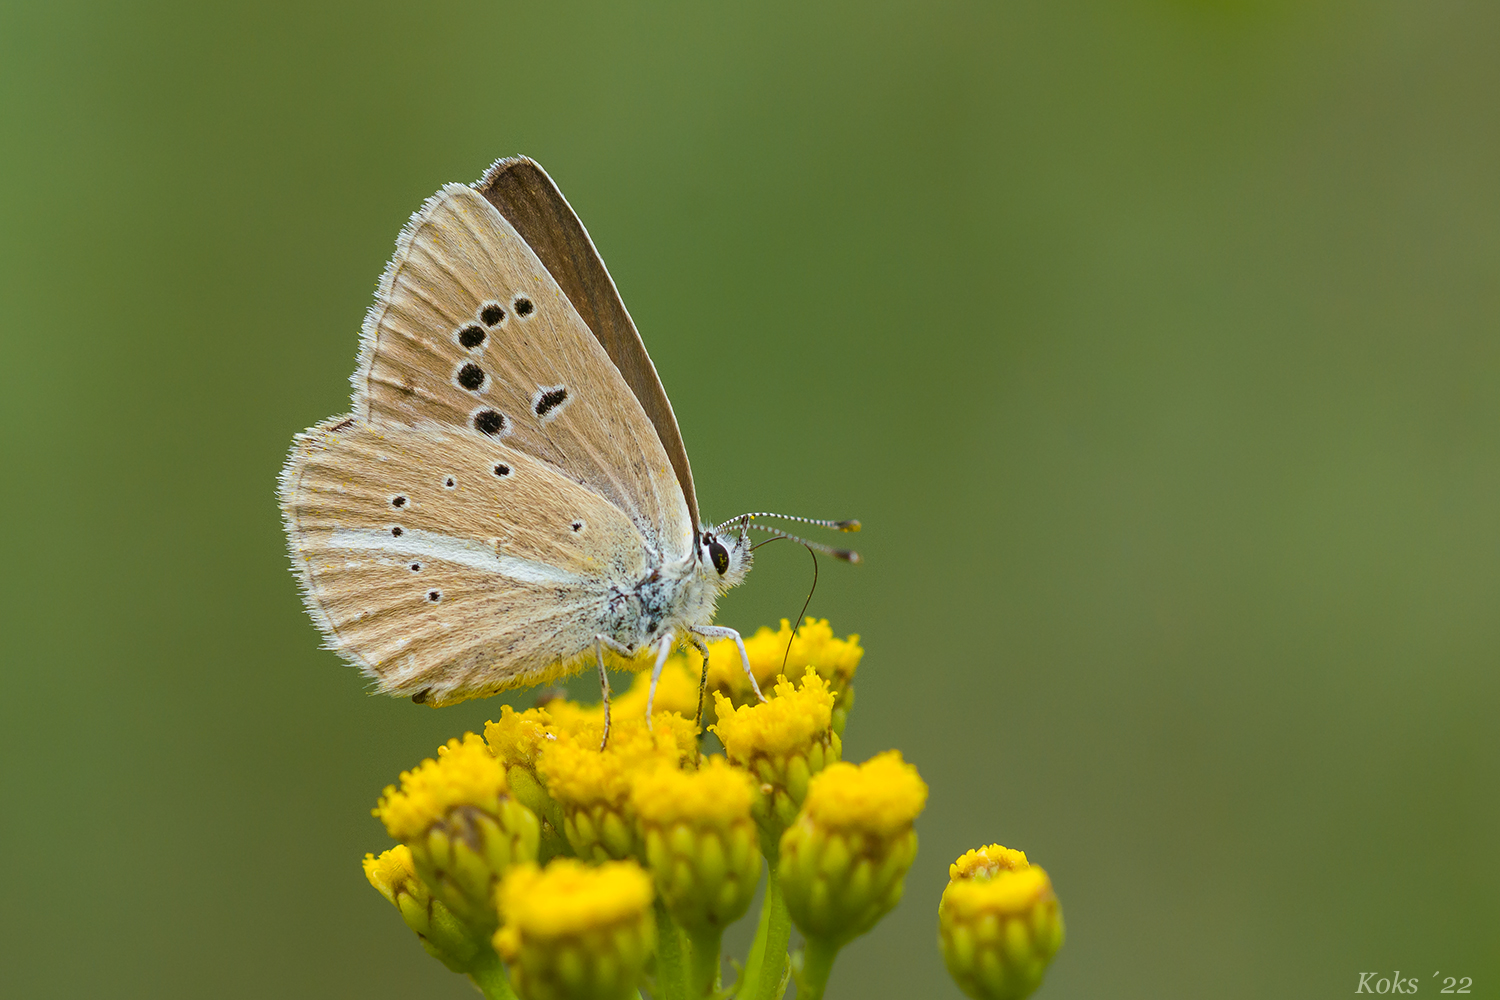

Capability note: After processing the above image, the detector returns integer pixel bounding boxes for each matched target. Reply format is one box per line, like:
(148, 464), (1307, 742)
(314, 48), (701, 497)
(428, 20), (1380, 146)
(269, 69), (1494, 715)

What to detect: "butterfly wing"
(474, 156), (701, 533)
(354, 182), (694, 560)
(279, 418), (650, 705)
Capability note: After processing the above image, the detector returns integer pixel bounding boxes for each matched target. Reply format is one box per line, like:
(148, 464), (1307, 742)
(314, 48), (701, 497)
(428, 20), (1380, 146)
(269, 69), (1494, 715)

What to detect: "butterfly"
(278, 156), (858, 733)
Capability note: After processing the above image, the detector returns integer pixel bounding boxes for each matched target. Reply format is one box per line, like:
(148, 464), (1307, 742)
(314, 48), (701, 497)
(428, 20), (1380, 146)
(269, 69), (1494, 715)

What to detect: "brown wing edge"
(474, 156), (701, 535)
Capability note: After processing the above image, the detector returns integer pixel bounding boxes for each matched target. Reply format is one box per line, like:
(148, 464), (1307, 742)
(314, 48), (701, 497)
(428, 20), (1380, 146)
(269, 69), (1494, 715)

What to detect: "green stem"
(736, 868), (774, 1000)
(752, 863), (792, 1000)
(468, 949), (517, 1000)
(686, 925), (724, 998)
(796, 937), (841, 1000)
(653, 899), (690, 1000)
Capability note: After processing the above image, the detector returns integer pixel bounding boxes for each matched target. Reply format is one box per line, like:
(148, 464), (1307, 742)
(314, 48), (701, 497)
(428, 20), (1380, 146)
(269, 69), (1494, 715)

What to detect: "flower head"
(939, 847), (1063, 1000)
(951, 844), (1030, 881)
(375, 734), (540, 934)
(700, 620), (862, 728)
(363, 845), (489, 972)
(495, 859), (655, 1000)
(630, 756), (761, 934)
(777, 751), (927, 948)
(711, 669), (841, 850)
(485, 706), (571, 861)
(537, 717), (697, 862)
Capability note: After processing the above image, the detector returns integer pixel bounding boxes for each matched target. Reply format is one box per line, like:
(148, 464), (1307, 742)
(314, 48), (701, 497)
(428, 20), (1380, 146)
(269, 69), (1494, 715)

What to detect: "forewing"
(279, 419), (648, 705)
(475, 156), (701, 532)
(354, 183), (693, 560)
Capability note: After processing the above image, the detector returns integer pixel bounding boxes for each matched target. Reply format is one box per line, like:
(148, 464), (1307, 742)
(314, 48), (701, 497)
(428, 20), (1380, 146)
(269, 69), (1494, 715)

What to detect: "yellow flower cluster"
(353, 622), (1063, 1000)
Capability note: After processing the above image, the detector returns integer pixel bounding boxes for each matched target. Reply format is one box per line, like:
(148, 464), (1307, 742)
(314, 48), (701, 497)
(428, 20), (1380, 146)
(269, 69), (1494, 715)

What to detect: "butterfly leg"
(644, 633), (675, 731)
(593, 637), (614, 750)
(692, 625), (767, 703)
(689, 635), (713, 729)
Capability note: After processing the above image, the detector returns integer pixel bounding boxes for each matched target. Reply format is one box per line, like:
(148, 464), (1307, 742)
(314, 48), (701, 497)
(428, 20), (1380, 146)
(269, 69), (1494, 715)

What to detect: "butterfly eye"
(709, 538), (730, 575)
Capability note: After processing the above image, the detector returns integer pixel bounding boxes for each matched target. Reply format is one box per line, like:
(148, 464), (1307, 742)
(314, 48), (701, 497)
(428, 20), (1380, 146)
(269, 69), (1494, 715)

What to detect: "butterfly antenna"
(782, 544), (820, 677)
(718, 512), (861, 533)
(744, 523), (861, 563)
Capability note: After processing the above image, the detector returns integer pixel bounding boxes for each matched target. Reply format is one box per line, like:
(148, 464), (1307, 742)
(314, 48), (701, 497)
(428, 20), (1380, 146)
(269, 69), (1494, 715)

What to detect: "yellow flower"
(363, 845), (488, 973)
(699, 620), (862, 728)
(777, 751), (927, 949)
(485, 706), (570, 862)
(939, 848), (1063, 1000)
(951, 844), (1030, 881)
(609, 658), (704, 722)
(375, 734), (540, 934)
(537, 717), (697, 862)
(495, 859), (656, 1000)
(631, 756), (761, 993)
(711, 669), (842, 850)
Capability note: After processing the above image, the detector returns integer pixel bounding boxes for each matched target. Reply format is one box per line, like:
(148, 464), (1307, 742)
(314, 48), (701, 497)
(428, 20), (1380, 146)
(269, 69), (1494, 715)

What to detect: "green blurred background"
(3, 1), (1496, 997)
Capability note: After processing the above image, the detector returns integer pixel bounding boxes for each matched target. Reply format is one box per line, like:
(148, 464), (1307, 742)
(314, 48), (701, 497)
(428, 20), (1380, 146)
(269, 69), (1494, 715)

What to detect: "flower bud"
(777, 751), (927, 948)
(630, 755), (761, 932)
(537, 718), (696, 862)
(938, 845), (1063, 1000)
(376, 735), (541, 935)
(494, 859), (655, 1000)
(711, 669), (841, 853)
(701, 619), (862, 727)
(485, 706), (571, 862)
(363, 845), (489, 972)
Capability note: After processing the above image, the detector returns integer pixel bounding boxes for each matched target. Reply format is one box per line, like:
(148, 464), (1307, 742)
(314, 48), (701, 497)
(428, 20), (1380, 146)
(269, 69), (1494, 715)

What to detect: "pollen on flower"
(630, 755), (754, 827)
(497, 858), (654, 939)
(800, 750), (928, 837)
(711, 669), (835, 761)
(539, 720), (695, 805)
(951, 844), (1030, 882)
(375, 735), (508, 842)
(941, 864), (1055, 918)
(483, 705), (554, 770)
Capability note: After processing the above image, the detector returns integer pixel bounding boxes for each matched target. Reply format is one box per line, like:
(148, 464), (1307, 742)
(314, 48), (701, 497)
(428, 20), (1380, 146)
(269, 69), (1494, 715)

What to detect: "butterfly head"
(698, 522), (752, 588)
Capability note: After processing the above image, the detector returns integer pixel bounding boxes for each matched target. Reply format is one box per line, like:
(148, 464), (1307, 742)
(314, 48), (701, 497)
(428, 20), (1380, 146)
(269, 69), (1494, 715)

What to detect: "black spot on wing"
(513, 296), (534, 317)
(492, 463), (511, 478)
(534, 385), (569, 420)
(479, 302), (506, 326)
(458, 324), (486, 349)
(456, 362), (487, 392)
(473, 410), (506, 436)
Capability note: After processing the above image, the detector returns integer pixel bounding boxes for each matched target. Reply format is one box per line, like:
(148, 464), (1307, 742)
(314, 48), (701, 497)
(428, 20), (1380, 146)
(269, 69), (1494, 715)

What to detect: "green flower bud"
(777, 751), (927, 949)
(376, 735), (540, 935)
(362, 845), (487, 973)
(938, 845), (1064, 1000)
(494, 860), (655, 1000)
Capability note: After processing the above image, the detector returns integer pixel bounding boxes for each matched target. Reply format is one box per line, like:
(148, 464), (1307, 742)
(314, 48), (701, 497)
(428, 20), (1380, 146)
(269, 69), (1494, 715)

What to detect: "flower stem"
(686, 925), (724, 998)
(752, 864), (792, 1000)
(653, 899), (690, 1000)
(468, 950), (517, 1000)
(796, 937), (841, 1000)
(736, 869), (774, 999)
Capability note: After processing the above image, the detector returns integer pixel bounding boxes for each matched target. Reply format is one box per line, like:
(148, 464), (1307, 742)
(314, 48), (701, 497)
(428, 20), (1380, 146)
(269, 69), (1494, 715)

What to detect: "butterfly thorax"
(606, 526), (752, 652)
